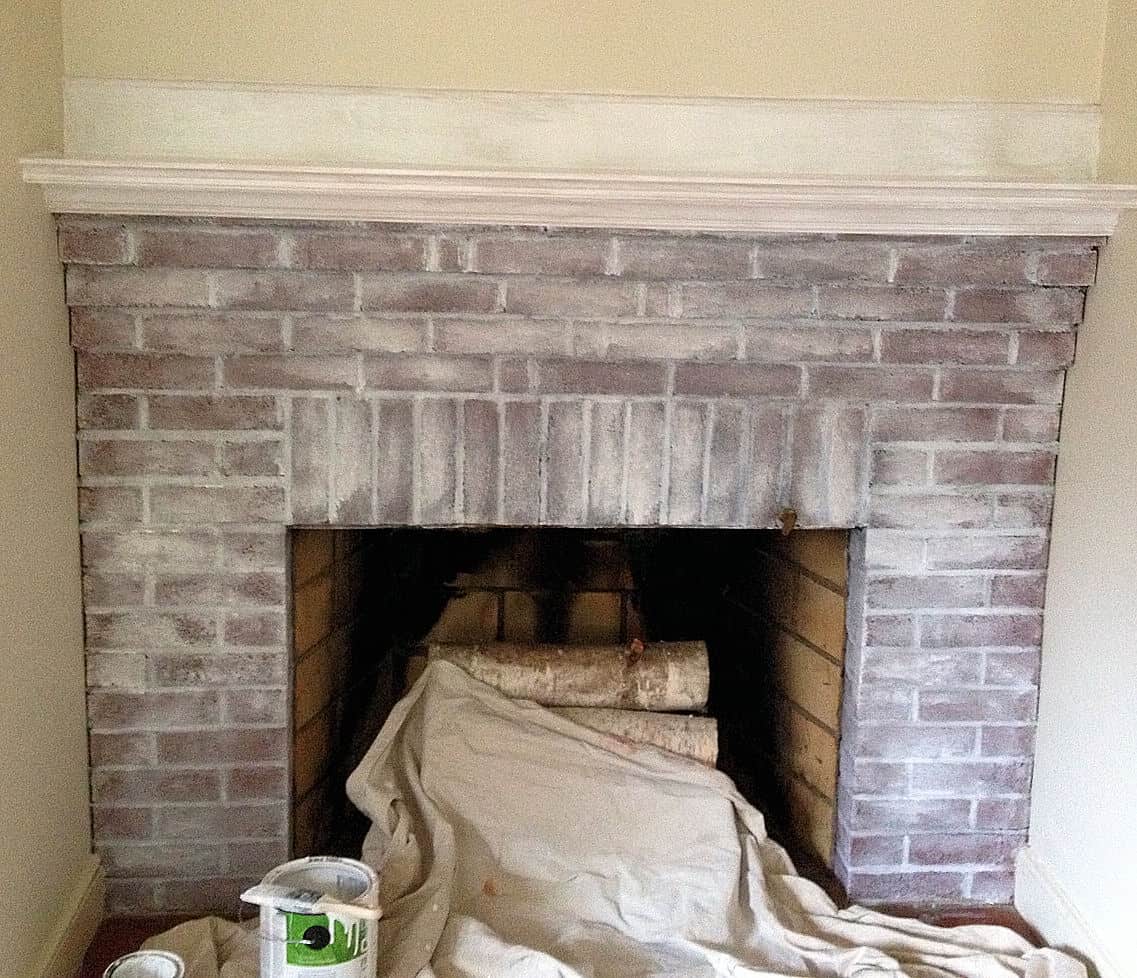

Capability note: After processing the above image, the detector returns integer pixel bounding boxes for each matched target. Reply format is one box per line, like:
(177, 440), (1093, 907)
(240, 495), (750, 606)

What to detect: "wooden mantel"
(20, 158), (1137, 237)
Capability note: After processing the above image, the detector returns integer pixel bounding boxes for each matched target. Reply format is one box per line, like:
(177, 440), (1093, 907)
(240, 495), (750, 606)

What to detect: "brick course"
(62, 218), (1097, 911)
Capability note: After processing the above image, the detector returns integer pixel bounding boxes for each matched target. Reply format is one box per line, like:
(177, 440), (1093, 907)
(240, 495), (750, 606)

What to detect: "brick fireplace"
(65, 217), (1095, 913)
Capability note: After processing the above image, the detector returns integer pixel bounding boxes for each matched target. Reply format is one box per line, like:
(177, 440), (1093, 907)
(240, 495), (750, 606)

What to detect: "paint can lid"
(103, 950), (185, 978)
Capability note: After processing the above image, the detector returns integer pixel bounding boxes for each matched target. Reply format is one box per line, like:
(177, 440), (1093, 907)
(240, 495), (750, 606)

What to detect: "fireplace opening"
(289, 527), (850, 890)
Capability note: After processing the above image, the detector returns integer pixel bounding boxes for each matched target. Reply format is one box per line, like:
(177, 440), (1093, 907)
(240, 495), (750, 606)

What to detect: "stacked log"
(419, 641), (717, 766)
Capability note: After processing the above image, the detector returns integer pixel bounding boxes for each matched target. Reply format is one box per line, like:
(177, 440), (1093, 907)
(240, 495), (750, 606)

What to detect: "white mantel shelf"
(22, 158), (1137, 237)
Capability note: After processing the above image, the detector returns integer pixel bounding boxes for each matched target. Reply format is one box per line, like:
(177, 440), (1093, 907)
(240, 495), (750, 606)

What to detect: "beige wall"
(1022, 2), (1137, 975)
(0, 1), (96, 975)
(61, 0), (1107, 102)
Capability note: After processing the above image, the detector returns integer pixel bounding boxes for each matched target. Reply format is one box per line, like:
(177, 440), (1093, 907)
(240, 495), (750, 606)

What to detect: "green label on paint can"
(284, 911), (368, 966)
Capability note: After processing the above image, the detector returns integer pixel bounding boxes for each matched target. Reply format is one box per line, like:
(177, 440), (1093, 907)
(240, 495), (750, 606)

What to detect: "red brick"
(67, 266), (211, 306)
(843, 834), (907, 867)
(462, 399), (500, 524)
(871, 406), (1000, 443)
(78, 393), (140, 429)
(933, 449), (1055, 486)
(925, 534), (1048, 570)
(993, 492), (1053, 528)
(617, 236), (751, 279)
(223, 611), (285, 646)
(224, 354), (357, 389)
(871, 448), (929, 485)
(975, 797), (1031, 830)
(970, 870), (1016, 902)
(679, 282), (813, 318)
(952, 287), (1085, 324)
(158, 728), (282, 764)
(505, 277), (639, 317)
(939, 369), (1065, 405)
(142, 313), (285, 352)
(221, 439), (283, 477)
(93, 806), (154, 840)
(225, 765), (289, 801)
(417, 399), (459, 523)
(289, 397), (331, 523)
(850, 798), (973, 832)
(104, 880), (159, 914)
(92, 768), (222, 804)
(474, 235), (609, 276)
(1034, 249), (1098, 286)
(544, 400), (585, 524)
(667, 401), (707, 525)
(848, 871), (968, 903)
(864, 614), (917, 646)
(374, 398), (415, 522)
(437, 317), (569, 355)
(866, 574), (987, 608)
(892, 246), (1033, 286)
(880, 328), (1009, 365)
(990, 574), (1046, 608)
(847, 761), (908, 794)
(862, 529), (924, 572)
(292, 315), (428, 353)
(855, 685), (916, 722)
(156, 803), (285, 839)
(744, 405), (788, 526)
(71, 309), (136, 349)
(218, 530), (287, 569)
(743, 324), (873, 362)
(855, 724), (977, 759)
(808, 366), (935, 401)
(364, 355), (493, 392)
(90, 731), (156, 766)
(88, 690), (222, 730)
(79, 486), (144, 523)
(148, 395), (281, 430)
(755, 242), (890, 282)
(533, 358), (668, 395)
(151, 652), (286, 687)
(150, 486), (285, 524)
(1015, 330), (1076, 367)
(907, 832), (1025, 866)
(222, 688), (287, 725)
(78, 353), (215, 390)
(675, 362), (799, 397)
(918, 688), (1037, 722)
(862, 648), (983, 686)
(704, 402), (746, 525)
(501, 400), (542, 524)
(58, 222), (130, 263)
(980, 725), (1036, 757)
(99, 842), (226, 877)
(79, 438), (215, 476)
(135, 227), (283, 268)
(87, 652), (147, 689)
(818, 286), (947, 321)
(911, 759), (1031, 796)
(213, 270), (355, 311)
(227, 839), (290, 874)
(868, 493), (989, 529)
(362, 274), (499, 313)
(296, 231), (428, 270)
(574, 321), (735, 360)
(1002, 407), (1060, 442)
(921, 613), (1042, 648)
(157, 877), (256, 915)
(83, 572), (146, 606)
(87, 610), (216, 648)
(81, 528), (217, 570)
(984, 651), (1041, 686)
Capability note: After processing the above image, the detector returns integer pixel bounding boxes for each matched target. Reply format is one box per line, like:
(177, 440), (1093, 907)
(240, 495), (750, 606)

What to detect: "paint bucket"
(243, 856), (380, 977)
(102, 950), (185, 978)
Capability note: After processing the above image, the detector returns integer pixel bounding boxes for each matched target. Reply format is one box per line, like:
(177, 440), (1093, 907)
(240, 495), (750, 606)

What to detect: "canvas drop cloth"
(146, 661), (1085, 978)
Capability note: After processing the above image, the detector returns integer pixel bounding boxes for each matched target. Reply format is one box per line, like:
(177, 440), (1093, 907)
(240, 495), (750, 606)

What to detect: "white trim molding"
(21, 157), (1137, 236)
(32, 855), (104, 978)
(64, 79), (1103, 182)
(1015, 847), (1123, 978)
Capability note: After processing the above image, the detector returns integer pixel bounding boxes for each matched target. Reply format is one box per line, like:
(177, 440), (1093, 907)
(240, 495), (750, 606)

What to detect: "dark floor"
(80, 906), (1040, 977)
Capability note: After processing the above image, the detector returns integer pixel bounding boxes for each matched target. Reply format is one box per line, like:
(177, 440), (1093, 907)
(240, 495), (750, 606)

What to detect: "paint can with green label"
(241, 856), (382, 978)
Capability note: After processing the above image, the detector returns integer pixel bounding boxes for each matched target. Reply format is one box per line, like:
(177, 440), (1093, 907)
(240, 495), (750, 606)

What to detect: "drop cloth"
(146, 661), (1084, 978)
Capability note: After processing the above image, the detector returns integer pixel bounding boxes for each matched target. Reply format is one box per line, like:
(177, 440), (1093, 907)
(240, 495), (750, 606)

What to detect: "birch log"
(425, 640), (710, 711)
(552, 707), (718, 765)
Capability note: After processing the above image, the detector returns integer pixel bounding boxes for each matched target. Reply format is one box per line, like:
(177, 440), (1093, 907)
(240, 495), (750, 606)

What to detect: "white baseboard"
(32, 855), (105, 978)
(63, 77), (1101, 181)
(1015, 847), (1124, 978)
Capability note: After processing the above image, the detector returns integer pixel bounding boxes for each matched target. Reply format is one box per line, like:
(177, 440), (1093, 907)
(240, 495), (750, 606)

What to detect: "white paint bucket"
(247, 856), (380, 977)
(102, 950), (185, 978)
